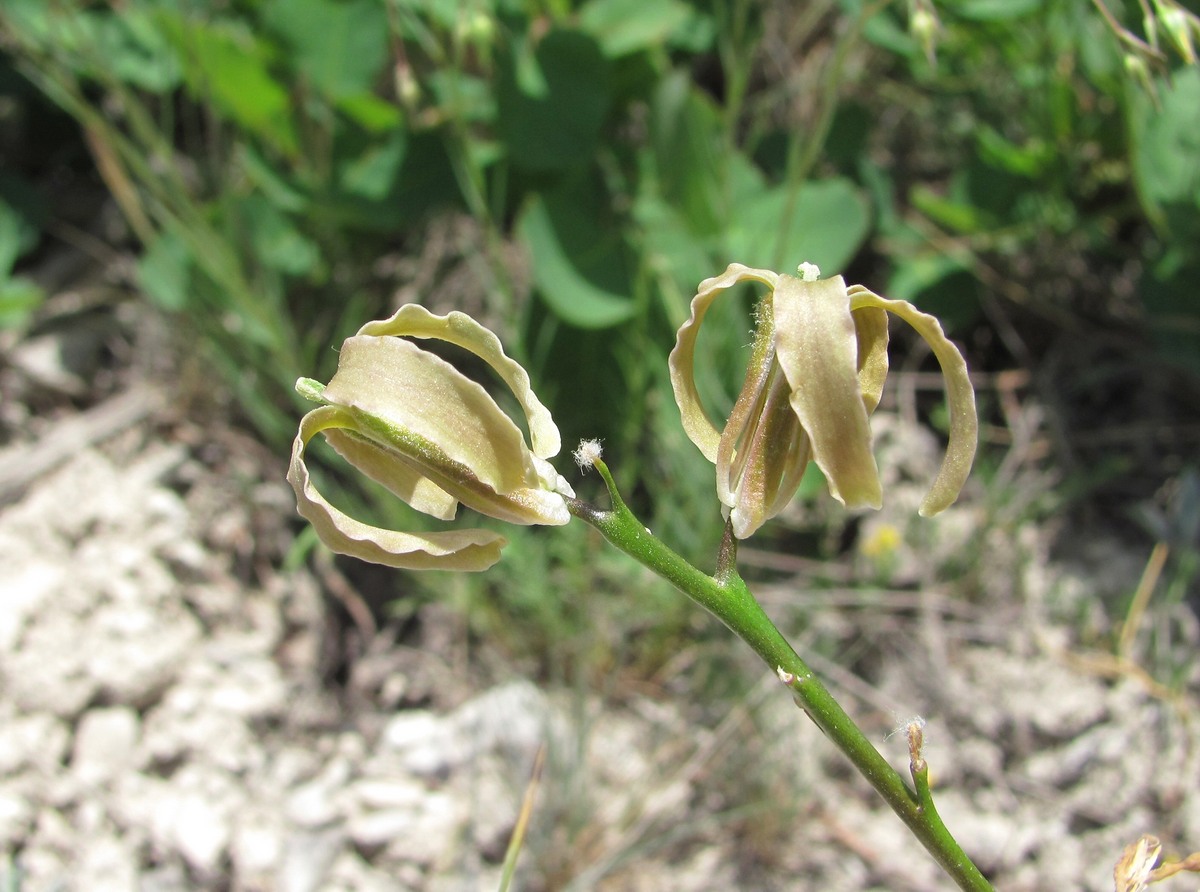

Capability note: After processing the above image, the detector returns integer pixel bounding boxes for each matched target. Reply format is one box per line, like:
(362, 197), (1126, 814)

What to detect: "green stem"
(569, 460), (993, 892)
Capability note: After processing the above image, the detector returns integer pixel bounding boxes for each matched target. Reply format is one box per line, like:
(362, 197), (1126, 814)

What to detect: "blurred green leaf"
(632, 189), (714, 300)
(1133, 68), (1200, 239)
(92, 8), (182, 92)
(137, 230), (191, 311)
(241, 196), (321, 276)
(159, 13), (298, 156)
(498, 30), (611, 172)
(236, 144), (310, 214)
(0, 198), (37, 278)
(338, 131), (407, 201)
(953, 0), (1043, 21)
(650, 73), (725, 237)
(887, 252), (971, 304)
(975, 125), (1053, 178)
(578, 0), (694, 58)
(337, 94), (404, 133)
(518, 185), (636, 329)
(427, 70), (495, 123)
(910, 183), (988, 235)
(262, 0), (389, 100)
(0, 278), (44, 329)
(725, 176), (871, 275)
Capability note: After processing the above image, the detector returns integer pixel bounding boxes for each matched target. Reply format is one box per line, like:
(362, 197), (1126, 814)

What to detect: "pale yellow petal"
(849, 286), (978, 515)
(723, 368), (810, 539)
(288, 407), (506, 571)
(670, 263), (780, 462)
(324, 335), (540, 496)
(774, 275), (883, 510)
(715, 304), (778, 509)
(358, 304), (562, 460)
(853, 306), (890, 414)
(324, 428), (459, 521)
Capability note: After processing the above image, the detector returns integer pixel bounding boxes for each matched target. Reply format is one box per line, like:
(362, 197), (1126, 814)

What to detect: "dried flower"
(289, 305), (573, 571)
(669, 262), (977, 539)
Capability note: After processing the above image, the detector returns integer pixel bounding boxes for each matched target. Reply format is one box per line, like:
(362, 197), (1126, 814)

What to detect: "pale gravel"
(0, 396), (1197, 892)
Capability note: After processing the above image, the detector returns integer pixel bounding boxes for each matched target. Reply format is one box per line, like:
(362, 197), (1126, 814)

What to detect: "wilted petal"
(853, 305), (890, 413)
(670, 263), (780, 462)
(325, 334), (539, 496)
(849, 286), (978, 515)
(324, 428), (459, 521)
(319, 335), (569, 527)
(709, 292), (811, 537)
(288, 407), (506, 571)
(773, 275), (883, 510)
(357, 304), (562, 460)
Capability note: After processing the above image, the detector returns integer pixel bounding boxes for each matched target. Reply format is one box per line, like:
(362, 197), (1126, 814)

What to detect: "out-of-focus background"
(1, 0), (1199, 889)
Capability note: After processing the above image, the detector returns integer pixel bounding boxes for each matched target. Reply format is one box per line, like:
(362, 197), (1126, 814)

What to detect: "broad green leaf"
(94, 9), (181, 92)
(0, 198), (37, 277)
(337, 94), (404, 133)
(887, 252), (970, 304)
(159, 14), (298, 156)
(632, 190), (714, 301)
(427, 71), (495, 124)
(975, 126), (1053, 178)
(338, 131), (407, 201)
(236, 144), (310, 214)
(262, 0), (388, 100)
(725, 178), (870, 275)
(578, 0), (694, 58)
(137, 230), (191, 311)
(1132, 68), (1200, 236)
(650, 73), (725, 236)
(497, 30), (611, 172)
(952, 0), (1043, 20)
(240, 196), (320, 276)
(518, 190), (636, 329)
(910, 183), (987, 235)
(0, 278), (44, 329)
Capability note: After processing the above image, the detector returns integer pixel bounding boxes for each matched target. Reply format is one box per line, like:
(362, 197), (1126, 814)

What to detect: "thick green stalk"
(569, 460), (993, 892)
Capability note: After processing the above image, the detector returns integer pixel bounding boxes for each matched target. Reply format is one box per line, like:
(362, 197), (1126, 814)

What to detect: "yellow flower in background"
(669, 262), (978, 540)
(288, 305), (573, 571)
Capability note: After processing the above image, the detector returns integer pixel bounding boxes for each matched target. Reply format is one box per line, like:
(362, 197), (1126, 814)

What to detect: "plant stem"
(568, 460), (993, 892)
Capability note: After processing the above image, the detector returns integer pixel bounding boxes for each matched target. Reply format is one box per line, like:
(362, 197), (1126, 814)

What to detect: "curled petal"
(357, 304), (562, 460)
(849, 286), (978, 515)
(288, 407), (506, 571)
(670, 263), (780, 461)
(324, 428), (459, 521)
(324, 335), (543, 502)
(853, 305), (890, 414)
(773, 275), (883, 510)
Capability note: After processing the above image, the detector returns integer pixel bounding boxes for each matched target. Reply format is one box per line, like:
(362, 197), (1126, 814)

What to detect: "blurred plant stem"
(569, 458), (994, 892)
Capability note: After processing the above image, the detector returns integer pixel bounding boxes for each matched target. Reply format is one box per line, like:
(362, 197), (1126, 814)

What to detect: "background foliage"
(2, 0), (1198, 678)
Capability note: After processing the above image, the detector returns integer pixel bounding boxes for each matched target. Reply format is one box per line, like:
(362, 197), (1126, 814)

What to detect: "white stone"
(167, 792), (231, 874)
(0, 713), (71, 775)
(231, 804), (286, 880)
(77, 834), (138, 892)
(0, 788), (33, 846)
(349, 778), (426, 811)
(0, 560), (65, 651)
(279, 829), (344, 892)
(71, 707), (141, 787)
(286, 757), (352, 829)
(383, 791), (460, 866)
(381, 711), (459, 776)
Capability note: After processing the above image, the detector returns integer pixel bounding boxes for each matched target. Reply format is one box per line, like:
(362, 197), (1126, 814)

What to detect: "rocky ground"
(2, 299), (1199, 892)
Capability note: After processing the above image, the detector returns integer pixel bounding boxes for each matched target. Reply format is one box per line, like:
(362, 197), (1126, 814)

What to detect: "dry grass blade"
(497, 744), (547, 892)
